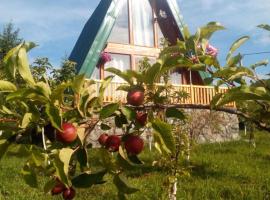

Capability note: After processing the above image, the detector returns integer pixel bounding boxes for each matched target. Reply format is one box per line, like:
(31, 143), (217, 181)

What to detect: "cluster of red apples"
(51, 179), (75, 200)
(99, 89), (146, 155)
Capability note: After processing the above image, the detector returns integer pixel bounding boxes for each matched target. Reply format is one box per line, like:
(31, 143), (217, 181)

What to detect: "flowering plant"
(205, 43), (218, 57)
(100, 51), (112, 64)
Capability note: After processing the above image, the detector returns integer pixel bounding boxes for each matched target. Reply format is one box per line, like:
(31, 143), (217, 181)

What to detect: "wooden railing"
(87, 80), (235, 108)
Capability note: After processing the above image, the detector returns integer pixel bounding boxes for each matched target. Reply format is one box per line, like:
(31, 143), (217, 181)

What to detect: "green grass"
(1, 131), (270, 200)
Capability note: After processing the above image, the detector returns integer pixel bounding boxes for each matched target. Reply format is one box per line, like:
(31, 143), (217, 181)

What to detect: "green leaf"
(117, 85), (130, 92)
(153, 132), (171, 154)
(21, 163), (38, 188)
(204, 77), (214, 85)
(105, 68), (133, 85)
(72, 74), (86, 94)
(0, 139), (10, 161)
(152, 119), (176, 154)
(77, 127), (86, 145)
(113, 174), (139, 194)
(0, 81), (17, 92)
(17, 47), (35, 85)
(227, 54), (242, 67)
(34, 82), (51, 100)
(226, 36), (249, 61)
(72, 170), (107, 188)
(121, 106), (136, 121)
(250, 60), (268, 70)
(166, 108), (185, 120)
(45, 104), (62, 131)
(21, 113), (34, 129)
(115, 114), (128, 128)
(0, 105), (17, 115)
(144, 63), (162, 84)
(200, 22), (225, 40)
(77, 148), (88, 171)
(100, 103), (119, 119)
(53, 148), (74, 187)
(51, 83), (71, 104)
(117, 146), (143, 168)
(258, 24), (270, 31)
(100, 123), (111, 130)
(22, 42), (37, 51)
(210, 93), (223, 108)
(99, 76), (113, 96)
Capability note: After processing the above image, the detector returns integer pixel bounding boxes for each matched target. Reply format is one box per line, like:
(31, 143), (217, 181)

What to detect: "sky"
(0, 0), (270, 76)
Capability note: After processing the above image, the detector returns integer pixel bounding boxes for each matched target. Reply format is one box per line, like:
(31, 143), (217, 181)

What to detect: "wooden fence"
(87, 80), (235, 108)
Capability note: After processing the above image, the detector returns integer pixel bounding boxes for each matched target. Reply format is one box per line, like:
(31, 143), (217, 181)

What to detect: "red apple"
(124, 135), (144, 155)
(136, 112), (148, 126)
(51, 183), (65, 195)
(98, 133), (109, 146)
(62, 187), (76, 200)
(105, 135), (121, 152)
(127, 89), (144, 106)
(57, 123), (77, 143)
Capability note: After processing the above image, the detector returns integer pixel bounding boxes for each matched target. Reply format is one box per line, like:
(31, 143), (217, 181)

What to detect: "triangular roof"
(69, 0), (187, 78)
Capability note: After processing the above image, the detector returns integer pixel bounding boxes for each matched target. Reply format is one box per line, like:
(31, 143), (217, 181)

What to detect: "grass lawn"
(1, 131), (270, 200)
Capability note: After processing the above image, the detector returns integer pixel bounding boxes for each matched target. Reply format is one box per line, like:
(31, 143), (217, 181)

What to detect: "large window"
(134, 56), (156, 71)
(132, 0), (154, 47)
(104, 54), (131, 82)
(108, 0), (129, 44)
(170, 71), (182, 84)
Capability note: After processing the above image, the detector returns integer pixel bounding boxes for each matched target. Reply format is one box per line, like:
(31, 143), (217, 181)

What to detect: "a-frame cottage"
(69, 0), (239, 142)
(69, 0), (206, 85)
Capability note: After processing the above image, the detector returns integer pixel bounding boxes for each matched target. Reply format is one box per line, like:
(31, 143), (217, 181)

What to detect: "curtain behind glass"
(132, 0), (154, 47)
(108, 0), (129, 44)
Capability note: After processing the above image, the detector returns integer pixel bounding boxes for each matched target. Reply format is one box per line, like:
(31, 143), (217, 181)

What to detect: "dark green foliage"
(0, 23), (22, 60)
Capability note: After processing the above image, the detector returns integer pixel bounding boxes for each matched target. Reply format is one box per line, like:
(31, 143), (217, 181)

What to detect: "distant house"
(69, 0), (206, 85)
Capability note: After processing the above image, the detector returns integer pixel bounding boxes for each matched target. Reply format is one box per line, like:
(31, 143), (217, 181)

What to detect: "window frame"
(99, 0), (162, 78)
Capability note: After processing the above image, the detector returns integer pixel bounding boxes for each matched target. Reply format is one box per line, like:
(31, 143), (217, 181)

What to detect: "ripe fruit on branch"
(136, 112), (148, 126)
(57, 123), (77, 143)
(124, 135), (144, 155)
(98, 133), (109, 146)
(127, 89), (144, 106)
(105, 135), (121, 152)
(62, 187), (76, 200)
(51, 182), (65, 195)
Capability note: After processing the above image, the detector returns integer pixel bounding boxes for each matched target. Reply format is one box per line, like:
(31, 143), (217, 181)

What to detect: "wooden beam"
(105, 43), (160, 57)
(128, 0), (134, 45)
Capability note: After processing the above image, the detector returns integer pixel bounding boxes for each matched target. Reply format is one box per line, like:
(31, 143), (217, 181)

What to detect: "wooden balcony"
(87, 80), (236, 108)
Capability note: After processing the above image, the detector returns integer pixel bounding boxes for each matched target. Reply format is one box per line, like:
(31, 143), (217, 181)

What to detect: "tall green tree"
(51, 59), (77, 85)
(0, 22), (22, 60)
(0, 22), (23, 80)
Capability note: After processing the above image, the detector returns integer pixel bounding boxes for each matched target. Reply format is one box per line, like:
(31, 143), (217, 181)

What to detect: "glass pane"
(108, 0), (129, 44)
(132, 0), (154, 47)
(134, 56), (156, 71)
(104, 54), (131, 82)
(170, 71), (182, 85)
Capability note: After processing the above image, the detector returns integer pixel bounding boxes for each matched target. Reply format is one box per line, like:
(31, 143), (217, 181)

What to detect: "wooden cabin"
(69, 0), (234, 107)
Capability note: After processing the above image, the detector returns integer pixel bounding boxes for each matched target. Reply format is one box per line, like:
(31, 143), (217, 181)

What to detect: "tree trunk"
(168, 178), (177, 200)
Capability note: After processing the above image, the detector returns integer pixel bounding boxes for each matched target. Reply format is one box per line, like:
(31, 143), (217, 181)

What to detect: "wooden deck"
(87, 80), (235, 108)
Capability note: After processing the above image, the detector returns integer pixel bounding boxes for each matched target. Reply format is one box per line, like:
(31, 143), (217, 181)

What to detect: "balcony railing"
(87, 80), (236, 108)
